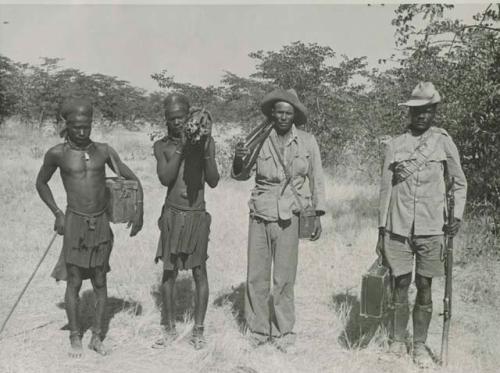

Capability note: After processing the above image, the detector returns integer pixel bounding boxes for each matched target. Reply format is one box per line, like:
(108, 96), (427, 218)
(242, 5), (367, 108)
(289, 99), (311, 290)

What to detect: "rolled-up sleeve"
(378, 141), (394, 228)
(443, 136), (467, 220)
(308, 135), (326, 216)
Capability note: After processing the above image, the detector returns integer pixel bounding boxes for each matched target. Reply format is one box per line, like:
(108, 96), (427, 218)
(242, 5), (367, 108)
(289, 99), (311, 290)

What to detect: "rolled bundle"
(232, 119), (273, 179)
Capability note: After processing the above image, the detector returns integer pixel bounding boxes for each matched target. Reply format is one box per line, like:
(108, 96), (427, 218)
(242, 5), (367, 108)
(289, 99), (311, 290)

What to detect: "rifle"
(440, 177), (455, 366)
(231, 119), (273, 180)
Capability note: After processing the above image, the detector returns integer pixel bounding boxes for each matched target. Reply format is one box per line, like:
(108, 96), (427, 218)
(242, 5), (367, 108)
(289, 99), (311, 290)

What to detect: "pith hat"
(260, 88), (308, 125)
(399, 82), (441, 107)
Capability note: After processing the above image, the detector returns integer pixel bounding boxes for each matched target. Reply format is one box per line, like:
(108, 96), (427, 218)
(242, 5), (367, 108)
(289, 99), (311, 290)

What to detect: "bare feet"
(152, 326), (178, 349)
(88, 333), (110, 356)
(190, 325), (206, 350)
(69, 331), (83, 358)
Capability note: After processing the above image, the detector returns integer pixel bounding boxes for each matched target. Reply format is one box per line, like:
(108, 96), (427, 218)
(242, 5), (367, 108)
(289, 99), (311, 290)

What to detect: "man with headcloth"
(231, 89), (325, 352)
(36, 97), (144, 358)
(377, 82), (466, 367)
(152, 93), (219, 350)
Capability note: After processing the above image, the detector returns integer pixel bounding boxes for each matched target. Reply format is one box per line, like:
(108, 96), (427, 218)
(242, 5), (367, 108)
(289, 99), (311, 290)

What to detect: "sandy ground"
(0, 125), (499, 373)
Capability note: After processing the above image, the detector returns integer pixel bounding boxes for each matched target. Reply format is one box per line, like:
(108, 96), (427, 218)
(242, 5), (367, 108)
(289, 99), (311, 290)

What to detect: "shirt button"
(415, 198), (419, 202)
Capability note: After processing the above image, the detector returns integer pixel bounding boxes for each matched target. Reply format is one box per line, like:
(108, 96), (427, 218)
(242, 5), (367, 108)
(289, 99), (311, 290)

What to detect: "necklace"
(66, 139), (94, 161)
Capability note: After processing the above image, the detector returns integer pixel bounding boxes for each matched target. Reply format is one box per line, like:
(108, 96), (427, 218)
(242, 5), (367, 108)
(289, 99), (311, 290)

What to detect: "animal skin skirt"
(51, 208), (113, 281)
(155, 203), (211, 271)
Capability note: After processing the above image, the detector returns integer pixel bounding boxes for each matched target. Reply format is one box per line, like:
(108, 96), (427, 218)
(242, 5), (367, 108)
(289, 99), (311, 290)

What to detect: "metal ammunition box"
(105, 177), (138, 224)
(360, 258), (392, 319)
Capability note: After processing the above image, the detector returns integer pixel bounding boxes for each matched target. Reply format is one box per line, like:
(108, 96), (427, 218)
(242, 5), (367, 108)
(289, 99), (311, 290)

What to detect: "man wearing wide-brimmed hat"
(231, 88), (326, 352)
(377, 82), (467, 367)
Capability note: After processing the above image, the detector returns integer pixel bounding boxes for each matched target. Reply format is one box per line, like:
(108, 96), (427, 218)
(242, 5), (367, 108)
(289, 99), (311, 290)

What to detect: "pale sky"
(0, 3), (487, 92)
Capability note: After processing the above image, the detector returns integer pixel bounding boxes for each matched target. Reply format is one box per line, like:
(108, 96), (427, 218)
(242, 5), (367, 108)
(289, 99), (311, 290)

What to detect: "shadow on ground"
(57, 290), (142, 337)
(213, 282), (245, 330)
(332, 291), (390, 349)
(151, 276), (194, 323)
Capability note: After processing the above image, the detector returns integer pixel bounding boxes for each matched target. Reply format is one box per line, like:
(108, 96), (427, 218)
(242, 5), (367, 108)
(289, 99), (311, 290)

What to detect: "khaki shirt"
(378, 127), (467, 236)
(236, 125), (326, 222)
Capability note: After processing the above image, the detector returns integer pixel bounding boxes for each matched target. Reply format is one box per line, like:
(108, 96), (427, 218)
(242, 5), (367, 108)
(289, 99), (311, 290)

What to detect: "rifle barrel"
(240, 119), (273, 174)
(440, 177), (455, 367)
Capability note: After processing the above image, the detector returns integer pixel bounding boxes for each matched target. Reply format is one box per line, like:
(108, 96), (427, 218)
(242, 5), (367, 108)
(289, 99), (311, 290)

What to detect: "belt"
(66, 206), (107, 231)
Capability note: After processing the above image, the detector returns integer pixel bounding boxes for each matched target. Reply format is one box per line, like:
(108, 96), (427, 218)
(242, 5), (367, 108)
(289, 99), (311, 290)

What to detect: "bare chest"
(59, 147), (107, 177)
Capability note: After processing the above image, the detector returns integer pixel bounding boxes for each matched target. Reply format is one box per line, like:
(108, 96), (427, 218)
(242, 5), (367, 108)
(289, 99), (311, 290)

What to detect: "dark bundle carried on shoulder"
(184, 107), (213, 144)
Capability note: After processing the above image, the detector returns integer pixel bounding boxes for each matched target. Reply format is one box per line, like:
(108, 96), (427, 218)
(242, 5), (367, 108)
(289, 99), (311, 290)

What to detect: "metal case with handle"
(105, 148), (139, 223)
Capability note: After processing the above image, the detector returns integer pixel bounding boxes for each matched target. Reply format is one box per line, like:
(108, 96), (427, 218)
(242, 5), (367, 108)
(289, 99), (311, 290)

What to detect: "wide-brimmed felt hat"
(399, 82), (441, 107)
(260, 88), (308, 125)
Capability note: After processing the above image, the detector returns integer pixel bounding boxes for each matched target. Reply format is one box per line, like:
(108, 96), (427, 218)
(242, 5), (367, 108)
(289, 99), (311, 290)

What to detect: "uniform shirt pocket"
(292, 149), (311, 176)
(426, 148), (446, 164)
(256, 147), (277, 180)
(418, 148), (447, 197)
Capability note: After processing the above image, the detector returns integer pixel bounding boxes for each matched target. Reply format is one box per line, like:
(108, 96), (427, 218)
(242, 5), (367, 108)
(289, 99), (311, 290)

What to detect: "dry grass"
(0, 122), (499, 372)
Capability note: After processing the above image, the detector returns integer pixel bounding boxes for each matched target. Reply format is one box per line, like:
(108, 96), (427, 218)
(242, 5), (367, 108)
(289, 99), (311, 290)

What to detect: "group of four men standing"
(35, 82), (466, 368)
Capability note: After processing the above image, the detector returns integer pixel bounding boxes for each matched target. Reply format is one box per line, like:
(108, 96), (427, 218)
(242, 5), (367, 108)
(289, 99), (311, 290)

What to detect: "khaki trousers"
(244, 215), (299, 336)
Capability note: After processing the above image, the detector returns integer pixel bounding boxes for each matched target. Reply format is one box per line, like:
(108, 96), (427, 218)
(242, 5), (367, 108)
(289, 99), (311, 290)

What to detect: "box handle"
(108, 144), (123, 179)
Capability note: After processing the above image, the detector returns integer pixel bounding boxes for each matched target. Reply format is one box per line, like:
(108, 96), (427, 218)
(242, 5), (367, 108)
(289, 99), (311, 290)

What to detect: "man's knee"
(394, 273), (412, 289)
(393, 273), (412, 303)
(92, 268), (107, 290)
(67, 278), (82, 292)
(162, 270), (178, 284)
(66, 266), (83, 289)
(415, 275), (433, 304)
(192, 265), (207, 283)
(415, 274), (432, 291)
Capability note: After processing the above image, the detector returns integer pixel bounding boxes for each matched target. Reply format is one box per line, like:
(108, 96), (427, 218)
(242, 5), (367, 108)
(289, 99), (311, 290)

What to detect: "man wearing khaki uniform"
(378, 82), (467, 367)
(232, 89), (326, 351)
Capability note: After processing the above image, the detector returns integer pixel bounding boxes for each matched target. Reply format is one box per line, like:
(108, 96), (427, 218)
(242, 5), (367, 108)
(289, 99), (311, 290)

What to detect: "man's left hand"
(203, 135), (215, 157)
(443, 218), (461, 237)
(310, 216), (322, 241)
(128, 206), (144, 237)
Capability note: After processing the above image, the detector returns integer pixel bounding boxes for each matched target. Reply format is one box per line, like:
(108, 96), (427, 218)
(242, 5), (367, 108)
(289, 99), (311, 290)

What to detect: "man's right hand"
(235, 142), (250, 159)
(54, 211), (65, 235)
(375, 227), (385, 257)
(175, 130), (188, 155)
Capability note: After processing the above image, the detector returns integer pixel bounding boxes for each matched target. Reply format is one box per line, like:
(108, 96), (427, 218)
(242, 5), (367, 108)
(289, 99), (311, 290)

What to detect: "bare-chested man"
(153, 93), (219, 350)
(35, 97), (144, 358)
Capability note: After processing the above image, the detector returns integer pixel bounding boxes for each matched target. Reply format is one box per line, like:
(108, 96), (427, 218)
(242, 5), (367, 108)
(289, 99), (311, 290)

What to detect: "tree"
(151, 69), (223, 109)
(372, 4), (500, 218)
(0, 55), (19, 124)
(219, 42), (369, 168)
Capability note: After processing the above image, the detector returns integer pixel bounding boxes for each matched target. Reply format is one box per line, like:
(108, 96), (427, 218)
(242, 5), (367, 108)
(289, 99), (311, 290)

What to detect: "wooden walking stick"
(0, 232), (58, 337)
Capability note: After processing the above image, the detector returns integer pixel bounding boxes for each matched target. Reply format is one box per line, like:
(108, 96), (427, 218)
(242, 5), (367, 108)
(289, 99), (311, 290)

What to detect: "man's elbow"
(206, 174), (220, 188)
(35, 178), (45, 193)
(157, 174), (171, 187)
(230, 168), (251, 181)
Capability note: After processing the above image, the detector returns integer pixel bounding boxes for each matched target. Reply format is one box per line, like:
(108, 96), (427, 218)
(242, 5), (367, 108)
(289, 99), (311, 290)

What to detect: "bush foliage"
(1, 5), (499, 222)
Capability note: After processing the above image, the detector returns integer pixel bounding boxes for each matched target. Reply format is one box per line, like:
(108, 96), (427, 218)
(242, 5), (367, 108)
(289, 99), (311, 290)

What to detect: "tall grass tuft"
(0, 122), (499, 373)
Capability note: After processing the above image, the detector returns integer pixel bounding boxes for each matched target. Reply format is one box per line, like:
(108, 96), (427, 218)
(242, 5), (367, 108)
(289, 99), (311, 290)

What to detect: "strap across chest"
(393, 129), (442, 182)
